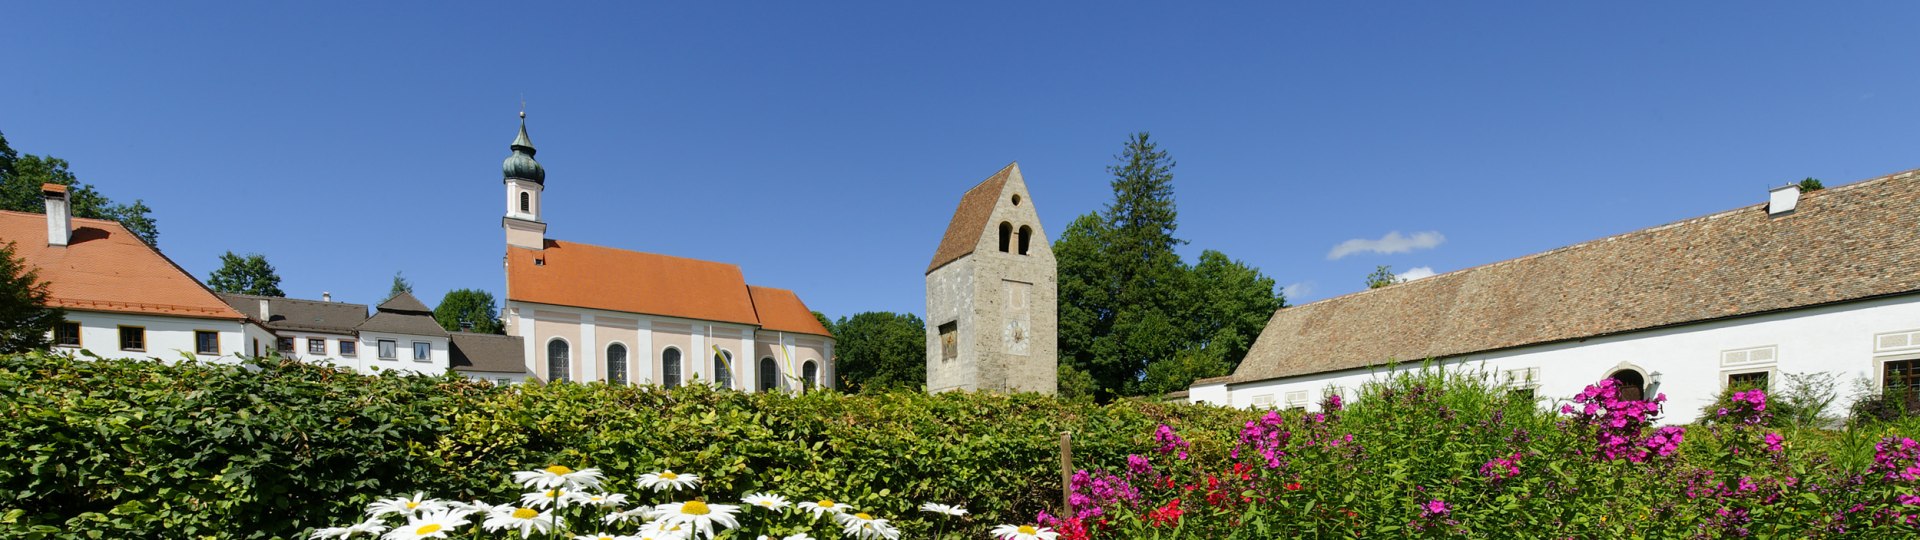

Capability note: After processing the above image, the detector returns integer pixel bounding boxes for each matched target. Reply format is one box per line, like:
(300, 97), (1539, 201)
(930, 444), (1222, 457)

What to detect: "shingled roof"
(450, 332), (526, 373)
(218, 293), (368, 334)
(748, 285), (832, 337)
(506, 240), (834, 338)
(0, 211), (245, 320)
(926, 163), (1015, 274)
(356, 292), (448, 336)
(1231, 168), (1920, 384)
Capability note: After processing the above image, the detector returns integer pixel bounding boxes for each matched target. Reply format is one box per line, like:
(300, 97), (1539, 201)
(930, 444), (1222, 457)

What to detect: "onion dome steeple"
(502, 111), (545, 184)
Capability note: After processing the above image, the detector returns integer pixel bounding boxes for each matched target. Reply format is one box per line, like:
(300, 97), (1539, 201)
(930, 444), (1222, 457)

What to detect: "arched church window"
(760, 357), (778, 392)
(547, 339), (570, 382)
(1609, 369), (1646, 401)
(519, 191), (531, 213)
(1018, 225), (1033, 255)
(606, 343), (628, 385)
(662, 347), (682, 389)
(714, 349), (735, 389)
(802, 360), (818, 390)
(998, 222), (1013, 253)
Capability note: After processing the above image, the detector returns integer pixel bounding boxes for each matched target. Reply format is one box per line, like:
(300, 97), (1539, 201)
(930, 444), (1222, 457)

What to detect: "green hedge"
(0, 352), (1251, 539)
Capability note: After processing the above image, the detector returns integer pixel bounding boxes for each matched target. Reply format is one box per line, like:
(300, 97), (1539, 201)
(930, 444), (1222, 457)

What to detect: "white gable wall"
(1193, 293), (1920, 424)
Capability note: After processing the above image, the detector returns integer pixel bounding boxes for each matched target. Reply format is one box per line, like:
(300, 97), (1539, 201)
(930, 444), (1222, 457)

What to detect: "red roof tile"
(749, 285), (832, 337)
(507, 240), (762, 326)
(0, 211), (244, 320)
(927, 163), (1015, 274)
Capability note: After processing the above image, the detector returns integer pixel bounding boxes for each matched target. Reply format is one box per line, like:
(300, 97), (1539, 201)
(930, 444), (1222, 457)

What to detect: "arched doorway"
(1609, 369), (1646, 401)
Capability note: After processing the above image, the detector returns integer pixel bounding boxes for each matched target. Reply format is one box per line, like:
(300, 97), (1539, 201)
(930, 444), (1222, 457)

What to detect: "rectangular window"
(276, 337), (294, 353)
(118, 326), (145, 351)
(54, 321), (80, 347)
(1727, 371), (1770, 390)
(1284, 390), (1310, 411)
(1507, 387), (1536, 402)
(378, 339), (397, 360)
(939, 321), (958, 360)
(307, 338), (327, 355)
(413, 341), (430, 361)
(194, 331), (219, 355)
(1885, 359), (1920, 403)
(339, 340), (357, 357)
(496, 377), (510, 385)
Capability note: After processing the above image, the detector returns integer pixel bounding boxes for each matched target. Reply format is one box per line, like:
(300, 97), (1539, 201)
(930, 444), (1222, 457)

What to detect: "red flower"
(1147, 498), (1184, 527)
(1284, 482), (1302, 491)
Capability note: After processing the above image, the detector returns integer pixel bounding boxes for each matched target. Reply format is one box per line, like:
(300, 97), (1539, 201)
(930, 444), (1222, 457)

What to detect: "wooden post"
(1060, 430), (1074, 515)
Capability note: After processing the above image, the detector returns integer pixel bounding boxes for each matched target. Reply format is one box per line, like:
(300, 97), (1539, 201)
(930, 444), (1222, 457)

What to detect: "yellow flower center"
(544, 489), (560, 498)
(545, 465), (574, 475)
(416, 524), (443, 534)
(758, 501), (775, 507)
(855, 513), (873, 520)
(818, 499), (836, 507)
(512, 507), (539, 519)
(1019, 525), (1038, 535)
(405, 501), (420, 509)
(682, 501), (711, 515)
(660, 472), (679, 480)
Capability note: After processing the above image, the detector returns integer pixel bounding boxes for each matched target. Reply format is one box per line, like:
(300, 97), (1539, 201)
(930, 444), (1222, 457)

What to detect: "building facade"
(5, 185), (272, 362)
(496, 114), (835, 390)
(924, 163), (1058, 394)
(1190, 170), (1920, 423)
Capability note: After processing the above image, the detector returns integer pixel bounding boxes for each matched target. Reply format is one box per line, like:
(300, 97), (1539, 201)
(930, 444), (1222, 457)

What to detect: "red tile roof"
(0, 211), (244, 320)
(748, 285), (832, 337)
(507, 240), (761, 326)
(927, 163), (1015, 274)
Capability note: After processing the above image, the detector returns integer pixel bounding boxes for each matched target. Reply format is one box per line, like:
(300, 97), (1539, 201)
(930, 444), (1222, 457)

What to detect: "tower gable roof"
(1230, 168), (1920, 384)
(927, 162), (1018, 274)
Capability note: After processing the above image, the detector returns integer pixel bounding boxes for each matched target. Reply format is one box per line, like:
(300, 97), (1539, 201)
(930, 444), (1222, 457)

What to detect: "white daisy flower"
(782, 535), (815, 540)
(653, 500), (741, 539)
(636, 518), (695, 539)
(312, 516), (389, 539)
(603, 506), (659, 525)
(445, 500), (500, 514)
(991, 524), (1060, 540)
(380, 508), (469, 540)
(481, 506), (555, 537)
(797, 499), (847, 519)
(918, 502), (968, 517)
(741, 492), (790, 511)
(573, 534), (638, 540)
(569, 491), (630, 507)
(836, 512), (901, 540)
(513, 465), (605, 490)
(520, 488), (570, 509)
(367, 493), (445, 518)
(637, 470), (701, 492)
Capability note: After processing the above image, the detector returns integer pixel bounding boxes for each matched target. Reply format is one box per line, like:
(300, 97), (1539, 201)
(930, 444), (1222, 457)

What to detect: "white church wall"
(1199, 294), (1920, 424)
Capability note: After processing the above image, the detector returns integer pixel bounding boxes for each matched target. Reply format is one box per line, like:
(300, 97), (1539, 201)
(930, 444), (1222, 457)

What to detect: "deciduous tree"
(433, 289), (503, 334)
(207, 252), (285, 297)
(0, 130), (160, 246)
(831, 311), (926, 393)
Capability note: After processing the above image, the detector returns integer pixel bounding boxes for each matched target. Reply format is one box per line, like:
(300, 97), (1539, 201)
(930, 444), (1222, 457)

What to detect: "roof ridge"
(1284, 167), (1920, 312)
(219, 292), (369, 309)
(549, 238), (746, 270)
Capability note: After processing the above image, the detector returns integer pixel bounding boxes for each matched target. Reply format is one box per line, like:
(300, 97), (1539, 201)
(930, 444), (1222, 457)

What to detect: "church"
(496, 113), (835, 391)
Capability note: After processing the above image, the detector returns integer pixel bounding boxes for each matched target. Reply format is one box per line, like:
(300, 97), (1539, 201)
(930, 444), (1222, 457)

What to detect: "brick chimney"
(41, 183), (70, 246)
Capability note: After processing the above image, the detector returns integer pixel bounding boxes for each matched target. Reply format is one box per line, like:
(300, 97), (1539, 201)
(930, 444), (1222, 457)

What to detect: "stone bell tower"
(924, 163), (1057, 394)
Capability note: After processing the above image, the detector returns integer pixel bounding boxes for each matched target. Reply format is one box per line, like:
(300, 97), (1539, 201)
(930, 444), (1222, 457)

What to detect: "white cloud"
(1395, 266), (1437, 282)
(1281, 282), (1313, 300)
(1327, 231), (1446, 260)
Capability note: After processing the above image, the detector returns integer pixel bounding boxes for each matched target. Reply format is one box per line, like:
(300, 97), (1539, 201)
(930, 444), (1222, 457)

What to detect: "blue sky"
(4, 3), (1917, 320)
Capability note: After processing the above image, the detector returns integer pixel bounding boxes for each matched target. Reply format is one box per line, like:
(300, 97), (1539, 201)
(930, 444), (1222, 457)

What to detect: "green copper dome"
(502, 112), (545, 184)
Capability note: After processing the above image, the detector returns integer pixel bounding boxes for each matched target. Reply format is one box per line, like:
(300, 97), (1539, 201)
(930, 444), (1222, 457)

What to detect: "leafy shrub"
(0, 352), (1251, 539)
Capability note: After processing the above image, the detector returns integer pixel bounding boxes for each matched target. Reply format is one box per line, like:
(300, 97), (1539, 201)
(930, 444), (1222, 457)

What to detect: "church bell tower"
(503, 111), (548, 250)
(924, 163), (1058, 394)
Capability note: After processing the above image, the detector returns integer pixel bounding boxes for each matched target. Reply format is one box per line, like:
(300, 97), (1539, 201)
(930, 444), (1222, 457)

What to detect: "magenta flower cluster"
(1069, 469), (1141, 514)
(1560, 378), (1684, 462)
(1153, 424), (1191, 460)
(1873, 437), (1920, 482)
(1478, 452), (1523, 482)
